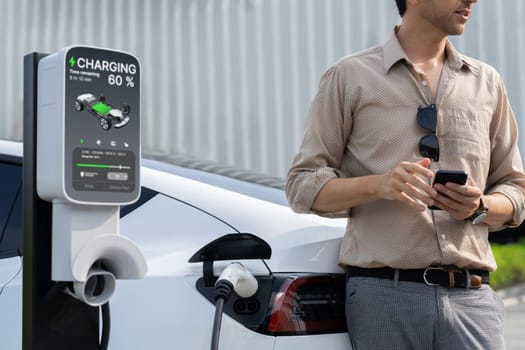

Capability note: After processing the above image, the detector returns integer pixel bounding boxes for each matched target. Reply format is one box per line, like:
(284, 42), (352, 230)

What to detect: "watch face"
(471, 211), (488, 224)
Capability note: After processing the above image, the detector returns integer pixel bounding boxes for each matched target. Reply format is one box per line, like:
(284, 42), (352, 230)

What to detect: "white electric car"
(0, 140), (350, 349)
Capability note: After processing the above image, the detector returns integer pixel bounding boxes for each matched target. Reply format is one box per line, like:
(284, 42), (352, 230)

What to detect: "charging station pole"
(23, 52), (100, 350)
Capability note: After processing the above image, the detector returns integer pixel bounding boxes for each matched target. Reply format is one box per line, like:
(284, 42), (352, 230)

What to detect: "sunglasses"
(417, 104), (439, 161)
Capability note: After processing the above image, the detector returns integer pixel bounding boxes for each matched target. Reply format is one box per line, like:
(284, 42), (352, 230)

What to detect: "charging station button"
(106, 184), (133, 192)
(74, 182), (105, 191)
(107, 172), (128, 181)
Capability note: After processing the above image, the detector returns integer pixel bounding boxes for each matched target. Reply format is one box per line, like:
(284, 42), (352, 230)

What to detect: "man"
(286, 0), (525, 348)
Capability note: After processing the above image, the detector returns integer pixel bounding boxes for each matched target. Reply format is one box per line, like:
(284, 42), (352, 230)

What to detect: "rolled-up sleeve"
(286, 66), (353, 217)
(486, 75), (525, 229)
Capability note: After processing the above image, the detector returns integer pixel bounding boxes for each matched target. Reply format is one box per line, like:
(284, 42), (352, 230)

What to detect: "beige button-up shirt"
(286, 30), (525, 271)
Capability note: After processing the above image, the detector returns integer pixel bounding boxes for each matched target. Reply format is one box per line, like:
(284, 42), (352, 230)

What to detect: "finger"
(437, 182), (481, 211)
(434, 182), (471, 202)
(466, 176), (478, 187)
(407, 174), (436, 198)
(387, 174), (427, 208)
(433, 192), (465, 211)
(405, 181), (435, 205)
(390, 171), (435, 206)
(432, 185), (478, 218)
(389, 174), (433, 206)
(441, 181), (467, 193)
(398, 191), (428, 211)
(407, 160), (434, 179)
(417, 157), (432, 170)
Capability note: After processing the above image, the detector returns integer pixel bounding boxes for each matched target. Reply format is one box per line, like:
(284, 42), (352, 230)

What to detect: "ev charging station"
(37, 46), (146, 305)
(23, 46), (146, 349)
(23, 45), (262, 350)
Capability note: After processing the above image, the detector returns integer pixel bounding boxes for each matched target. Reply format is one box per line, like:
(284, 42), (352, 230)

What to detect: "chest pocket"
(439, 107), (491, 164)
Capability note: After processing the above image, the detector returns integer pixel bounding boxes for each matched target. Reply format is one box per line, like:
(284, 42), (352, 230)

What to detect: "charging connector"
(210, 263), (258, 350)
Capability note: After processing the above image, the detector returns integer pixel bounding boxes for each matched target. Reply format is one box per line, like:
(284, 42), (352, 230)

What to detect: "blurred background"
(1, 0), (524, 179)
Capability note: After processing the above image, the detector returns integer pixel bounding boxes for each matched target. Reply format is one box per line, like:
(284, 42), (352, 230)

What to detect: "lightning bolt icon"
(69, 56), (76, 68)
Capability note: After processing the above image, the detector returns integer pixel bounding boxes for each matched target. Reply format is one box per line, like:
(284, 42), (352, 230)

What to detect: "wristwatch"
(466, 197), (489, 224)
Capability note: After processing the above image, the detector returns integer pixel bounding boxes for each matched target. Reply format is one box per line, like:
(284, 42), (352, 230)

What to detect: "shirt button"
(441, 234), (447, 240)
(422, 80), (428, 86)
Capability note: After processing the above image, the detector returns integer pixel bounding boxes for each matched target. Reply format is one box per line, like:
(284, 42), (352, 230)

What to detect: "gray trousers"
(345, 276), (505, 350)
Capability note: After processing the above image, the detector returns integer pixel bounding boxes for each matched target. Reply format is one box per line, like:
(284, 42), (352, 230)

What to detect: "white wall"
(1, 0), (524, 178)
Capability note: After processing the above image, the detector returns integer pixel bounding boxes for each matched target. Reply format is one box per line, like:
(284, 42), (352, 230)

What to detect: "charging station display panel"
(64, 47), (140, 204)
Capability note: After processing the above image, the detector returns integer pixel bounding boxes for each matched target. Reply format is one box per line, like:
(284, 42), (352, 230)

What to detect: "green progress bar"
(76, 163), (112, 169)
(76, 163), (131, 170)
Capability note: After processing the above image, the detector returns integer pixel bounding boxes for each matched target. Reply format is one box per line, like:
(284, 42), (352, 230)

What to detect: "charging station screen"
(64, 47), (140, 203)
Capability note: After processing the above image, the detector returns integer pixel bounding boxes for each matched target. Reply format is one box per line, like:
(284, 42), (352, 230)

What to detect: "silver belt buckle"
(423, 267), (444, 286)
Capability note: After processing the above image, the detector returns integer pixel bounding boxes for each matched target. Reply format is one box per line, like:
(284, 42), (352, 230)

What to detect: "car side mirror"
(188, 233), (272, 286)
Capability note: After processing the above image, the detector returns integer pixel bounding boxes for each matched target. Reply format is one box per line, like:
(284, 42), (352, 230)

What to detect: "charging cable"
(99, 302), (110, 350)
(211, 262), (258, 350)
(60, 279), (111, 350)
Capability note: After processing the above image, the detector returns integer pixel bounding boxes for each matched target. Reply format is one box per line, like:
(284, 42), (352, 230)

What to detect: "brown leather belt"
(346, 266), (490, 289)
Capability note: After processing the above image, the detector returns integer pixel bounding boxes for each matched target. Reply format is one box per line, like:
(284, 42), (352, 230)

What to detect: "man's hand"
(379, 158), (436, 211)
(431, 177), (482, 220)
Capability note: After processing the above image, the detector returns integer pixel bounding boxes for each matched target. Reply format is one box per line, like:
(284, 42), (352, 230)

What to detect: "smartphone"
(429, 170), (468, 210)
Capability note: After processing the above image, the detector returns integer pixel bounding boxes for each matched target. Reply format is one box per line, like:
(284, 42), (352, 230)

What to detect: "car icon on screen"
(75, 93), (130, 130)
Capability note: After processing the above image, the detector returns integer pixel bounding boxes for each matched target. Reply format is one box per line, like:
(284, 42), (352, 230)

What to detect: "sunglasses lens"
(417, 105), (437, 132)
(419, 134), (439, 161)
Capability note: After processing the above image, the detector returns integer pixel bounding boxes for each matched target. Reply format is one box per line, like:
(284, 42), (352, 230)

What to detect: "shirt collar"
(382, 28), (410, 73)
(382, 27), (479, 76)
